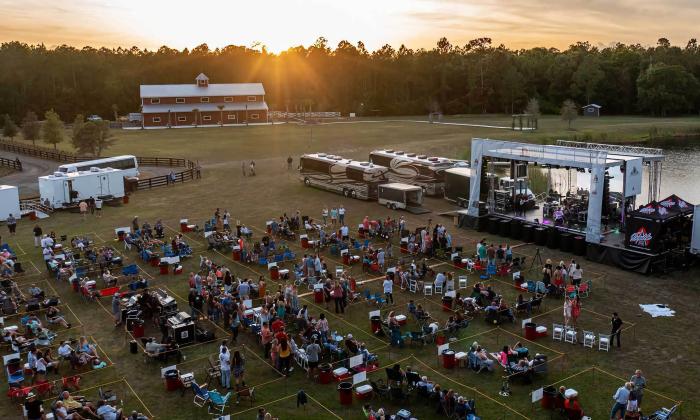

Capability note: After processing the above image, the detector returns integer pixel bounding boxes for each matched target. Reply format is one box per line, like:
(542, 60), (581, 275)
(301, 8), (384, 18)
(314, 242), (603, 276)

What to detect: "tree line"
(0, 36), (699, 123)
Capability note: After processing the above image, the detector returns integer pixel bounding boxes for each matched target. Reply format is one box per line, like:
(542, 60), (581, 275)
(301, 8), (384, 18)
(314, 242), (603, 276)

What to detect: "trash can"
(535, 227), (548, 246)
(442, 349), (455, 369)
(338, 382), (353, 405)
(524, 322), (537, 341)
(159, 262), (169, 275)
(129, 340), (138, 354)
(541, 385), (557, 409)
(269, 265), (279, 280)
(123, 195), (129, 204)
(165, 369), (180, 391)
(488, 217), (500, 235)
(314, 288), (324, 304)
(559, 233), (572, 252)
(132, 320), (145, 338)
(319, 363), (332, 384)
(435, 334), (446, 346)
(521, 224), (534, 243)
(232, 246), (241, 261)
(547, 228), (560, 249)
(150, 254), (161, 267)
(71, 277), (80, 292)
(370, 315), (382, 334)
(499, 219), (511, 237)
(441, 295), (453, 312)
(573, 236), (586, 256)
(342, 253), (350, 265)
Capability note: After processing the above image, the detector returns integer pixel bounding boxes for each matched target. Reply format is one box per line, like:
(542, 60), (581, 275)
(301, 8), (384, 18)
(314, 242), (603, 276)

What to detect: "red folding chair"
(62, 375), (81, 391)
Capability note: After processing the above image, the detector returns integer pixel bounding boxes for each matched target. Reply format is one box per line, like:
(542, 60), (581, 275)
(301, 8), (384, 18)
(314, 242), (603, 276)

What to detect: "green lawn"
(1, 115), (698, 419)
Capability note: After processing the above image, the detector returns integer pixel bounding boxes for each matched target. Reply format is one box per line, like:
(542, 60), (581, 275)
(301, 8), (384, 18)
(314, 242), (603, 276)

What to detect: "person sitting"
(498, 298), (515, 323)
(344, 334), (360, 355)
(59, 391), (97, 419)
(46, 306), (72, 328)
(564, 390), (584, 420)
(414, 304), (431, 323)
(55, 399), (85, 419)
(96, 399), (122, 420)
(359, 343), (377, 364)
(407, 300), (417, 316)
(445, 316), (458, 333)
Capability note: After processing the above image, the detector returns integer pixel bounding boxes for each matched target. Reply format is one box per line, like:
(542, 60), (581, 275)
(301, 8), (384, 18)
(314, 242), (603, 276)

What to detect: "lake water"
(542, 138), (700, 205)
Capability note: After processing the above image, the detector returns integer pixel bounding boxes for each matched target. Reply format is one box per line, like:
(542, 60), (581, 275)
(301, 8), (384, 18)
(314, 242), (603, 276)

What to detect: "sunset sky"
(2, 0), (698, 52)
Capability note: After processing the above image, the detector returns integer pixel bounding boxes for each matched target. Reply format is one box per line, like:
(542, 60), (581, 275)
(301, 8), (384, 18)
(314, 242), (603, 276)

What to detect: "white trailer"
(39, 167), (125, 208)
(0, 185), (20, 221)
(377, 183), (424, 210)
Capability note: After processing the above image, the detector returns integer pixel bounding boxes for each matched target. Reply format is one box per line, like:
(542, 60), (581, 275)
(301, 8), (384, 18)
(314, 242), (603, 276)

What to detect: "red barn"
(139, 73), (268, 128)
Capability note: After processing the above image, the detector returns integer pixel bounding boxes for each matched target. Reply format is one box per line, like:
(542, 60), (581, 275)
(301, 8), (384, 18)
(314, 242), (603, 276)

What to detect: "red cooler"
(342, 253), (350, 265)
(159, 263), (169, 275)
(301, 235), (309, 248)
(269, 265), (279, 280)
(164, 370), (180, 391)
(442, 349), (456, 369)
(132, 322), (145, 338)
(232, 246), (241, 261)
(400, 239), (408, 254)
(370, 316), (382, 334)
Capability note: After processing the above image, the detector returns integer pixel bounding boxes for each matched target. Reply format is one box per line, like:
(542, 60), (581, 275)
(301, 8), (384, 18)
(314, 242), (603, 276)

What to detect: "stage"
(457, 212), (667, 274)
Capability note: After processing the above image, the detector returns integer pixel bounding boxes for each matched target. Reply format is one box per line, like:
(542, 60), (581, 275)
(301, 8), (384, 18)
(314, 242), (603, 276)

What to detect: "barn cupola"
(195, 73), (209, 87)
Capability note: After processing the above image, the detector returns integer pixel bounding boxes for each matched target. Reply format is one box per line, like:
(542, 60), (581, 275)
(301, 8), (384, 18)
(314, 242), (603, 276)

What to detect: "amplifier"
(169, 322), (195, 345)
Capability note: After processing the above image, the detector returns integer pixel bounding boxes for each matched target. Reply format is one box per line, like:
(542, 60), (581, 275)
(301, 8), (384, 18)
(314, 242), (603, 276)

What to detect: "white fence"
(270, 111), (342, 119)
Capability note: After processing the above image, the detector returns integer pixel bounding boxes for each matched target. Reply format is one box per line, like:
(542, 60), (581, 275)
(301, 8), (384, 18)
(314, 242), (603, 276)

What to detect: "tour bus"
(58, 155), (139, 178)
(299, 153), (389, 200)
(368, 150), (454, 196)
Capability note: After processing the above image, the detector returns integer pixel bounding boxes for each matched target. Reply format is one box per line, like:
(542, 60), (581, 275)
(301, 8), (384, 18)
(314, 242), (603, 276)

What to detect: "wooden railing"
(0, 156), (22, 171)
(0, 140), (76, 163)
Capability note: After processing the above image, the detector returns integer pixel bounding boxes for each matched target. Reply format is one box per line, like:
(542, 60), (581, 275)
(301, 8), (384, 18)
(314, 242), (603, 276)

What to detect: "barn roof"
(582, 104), (602, 109)
(141, 102), (268, 113)
(140, 83), (265, 98)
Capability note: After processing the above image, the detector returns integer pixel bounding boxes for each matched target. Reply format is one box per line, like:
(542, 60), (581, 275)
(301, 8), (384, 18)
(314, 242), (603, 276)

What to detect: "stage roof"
(476, 139), (640, 169)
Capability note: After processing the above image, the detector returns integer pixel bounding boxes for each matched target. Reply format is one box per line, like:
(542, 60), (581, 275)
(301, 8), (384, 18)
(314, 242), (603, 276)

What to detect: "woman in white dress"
(563, 297), (573, 326)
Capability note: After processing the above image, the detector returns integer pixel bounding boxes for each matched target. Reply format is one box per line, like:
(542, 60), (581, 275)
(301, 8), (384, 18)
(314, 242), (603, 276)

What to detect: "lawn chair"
(409, 280), (417, 293)
(598, 333), (611, 352)
(552, 323), (564, 341)
(577, 279), (591, 298)
(582, 330), (596, 348)
(647, 404), (679, 420)
(208, 389), (231, 415)
(191, 381), (210, 407)
(370, 380), (390, 400)
(458, 276), (468, 289)
(235, 385), (255, 406)
(564, 326), (577, 344)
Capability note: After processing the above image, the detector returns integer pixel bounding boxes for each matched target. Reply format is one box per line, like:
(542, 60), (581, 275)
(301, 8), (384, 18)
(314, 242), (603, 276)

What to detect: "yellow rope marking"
(496, 327), (565, 355)
(242, 343), (287, 376)
(306, 392), (345, 420)
(543, 366), (595, 388)
(411, 356), (530, 419)
(230, 393), (296, 416)
(13, 241), (27, 256)
(90, 334), (115, 366)
(42, 377), (127, 402)
(123, 377), (156, 419)
(592, 366), (681, 404)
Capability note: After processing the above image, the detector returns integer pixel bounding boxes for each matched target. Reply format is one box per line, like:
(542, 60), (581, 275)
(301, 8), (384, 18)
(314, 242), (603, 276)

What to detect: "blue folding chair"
(207, 390), (231, 415)
(121, 264), (138, 276)
(191, 382), (210, 407)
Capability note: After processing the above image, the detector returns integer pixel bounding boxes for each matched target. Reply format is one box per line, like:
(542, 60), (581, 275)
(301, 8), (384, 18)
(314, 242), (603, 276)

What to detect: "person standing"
(571, 295), (581, 328)
(611, 312), (623, 349)
(249, 160), (256, 176)
(33, 225), (42, 247)
(287, 156), (293, 170)
(78, 201), (88, 220)
(321, 206), (328, 225)
(330, 207), (337, 226)
(630, 370), (646, 407)
(305, 339), (321, 380)
(241, 161), (246, 177)
(94, 197), (103, 218)
(338, 205), (345, 225)
(88, 196), (95, 214)
(6, 213), (17, 235)
(383, 275), (394, 304)
(112, 293), (122, 327)
(563, 297), (572, 326)
(219, 346), (231, 389)
(610, 382), (631, 420)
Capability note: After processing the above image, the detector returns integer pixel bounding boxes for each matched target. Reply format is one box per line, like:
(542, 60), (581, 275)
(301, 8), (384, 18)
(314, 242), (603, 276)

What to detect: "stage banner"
(467, 138), (484, 217)
(624, 157), (643, 197)
(625, 216), (661, 253)
(586, 151), (607, 243)
(692, 205), (700, 255)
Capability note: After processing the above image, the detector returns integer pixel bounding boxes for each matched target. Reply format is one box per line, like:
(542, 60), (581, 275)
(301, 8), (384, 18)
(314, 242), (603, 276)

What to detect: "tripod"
(529, 247), (543, 271)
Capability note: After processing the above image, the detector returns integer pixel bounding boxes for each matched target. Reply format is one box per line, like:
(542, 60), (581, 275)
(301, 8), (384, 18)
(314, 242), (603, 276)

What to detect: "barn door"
(100, 175), (109, 196)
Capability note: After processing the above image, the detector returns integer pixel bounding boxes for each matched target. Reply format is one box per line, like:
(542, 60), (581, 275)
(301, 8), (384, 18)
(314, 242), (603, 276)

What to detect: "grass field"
(1, 115), (698, 419)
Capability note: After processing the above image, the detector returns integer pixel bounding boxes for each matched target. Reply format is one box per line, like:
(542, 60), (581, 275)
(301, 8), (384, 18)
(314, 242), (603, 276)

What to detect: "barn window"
(224, 97), (234, 102)
(200, 97), (210, 103)
(152, 116), (161, 122)
(203, 115), (212, 121)
(247, 96), (257, 102)
(176, 98), (185, 103)
(177, 116), (186, 122)
(250, 113), (259, 120)
(227, 114), (236, 120)
(150, 98), (160, 104)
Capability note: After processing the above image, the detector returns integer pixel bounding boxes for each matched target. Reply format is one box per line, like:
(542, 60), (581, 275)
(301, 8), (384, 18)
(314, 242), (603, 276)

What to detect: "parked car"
(87, 115), (103, 121)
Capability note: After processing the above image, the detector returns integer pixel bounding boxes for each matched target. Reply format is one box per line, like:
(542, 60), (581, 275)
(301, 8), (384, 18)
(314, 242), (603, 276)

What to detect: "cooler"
(333, 367), (350, 381)
(180, 220), (189, 233)
(269, 265), (279, 280)
(541, 386), (557, 409)
(395, 314), (407, 326)
(370, 315), (382, 334)
(244, 309), (255, 321)
(442, 349), (456, 369)
(400, 238), (408, 254)
(117, 231), (126, 241)
(342, 252), (350, 265)
(355, 384), (373, 400)
(150, 255), (160, 267)
(159, 262), (169, 275)
(338, 382), (353, 405)
(232, 246), (241, 261)
(358, 225), (365, 238)
(300, 235), (309, 249)
(435, 334), (446, 346)
(278, 269), (289, 280)
(536, 325), (548, 338)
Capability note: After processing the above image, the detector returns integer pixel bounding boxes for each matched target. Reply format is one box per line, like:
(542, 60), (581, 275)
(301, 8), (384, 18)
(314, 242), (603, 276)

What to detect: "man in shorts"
(305, 339), (321, 379)
(78, 200), (88, 220)
(94, 197), (103, 218)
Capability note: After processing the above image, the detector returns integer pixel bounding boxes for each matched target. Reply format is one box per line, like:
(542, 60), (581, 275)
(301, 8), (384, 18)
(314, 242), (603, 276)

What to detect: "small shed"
(582, 104), (601, 117)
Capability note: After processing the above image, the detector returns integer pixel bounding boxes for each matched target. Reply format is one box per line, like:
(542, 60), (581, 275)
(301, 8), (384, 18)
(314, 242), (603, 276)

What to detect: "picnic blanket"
(639, 304), (675, 317)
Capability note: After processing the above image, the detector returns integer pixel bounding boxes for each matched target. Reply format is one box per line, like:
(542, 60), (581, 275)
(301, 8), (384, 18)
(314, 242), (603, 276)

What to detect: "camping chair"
(121, 264), (138, 277)
(370, 380), (390, 400)
(191, 381), (210, 407)
(99, 386), (117, 403)
(235, 385), (255, 406)
(648, 404), (679, 420)
(577, 279), (591, 298)
(207, 389), (231, 415)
